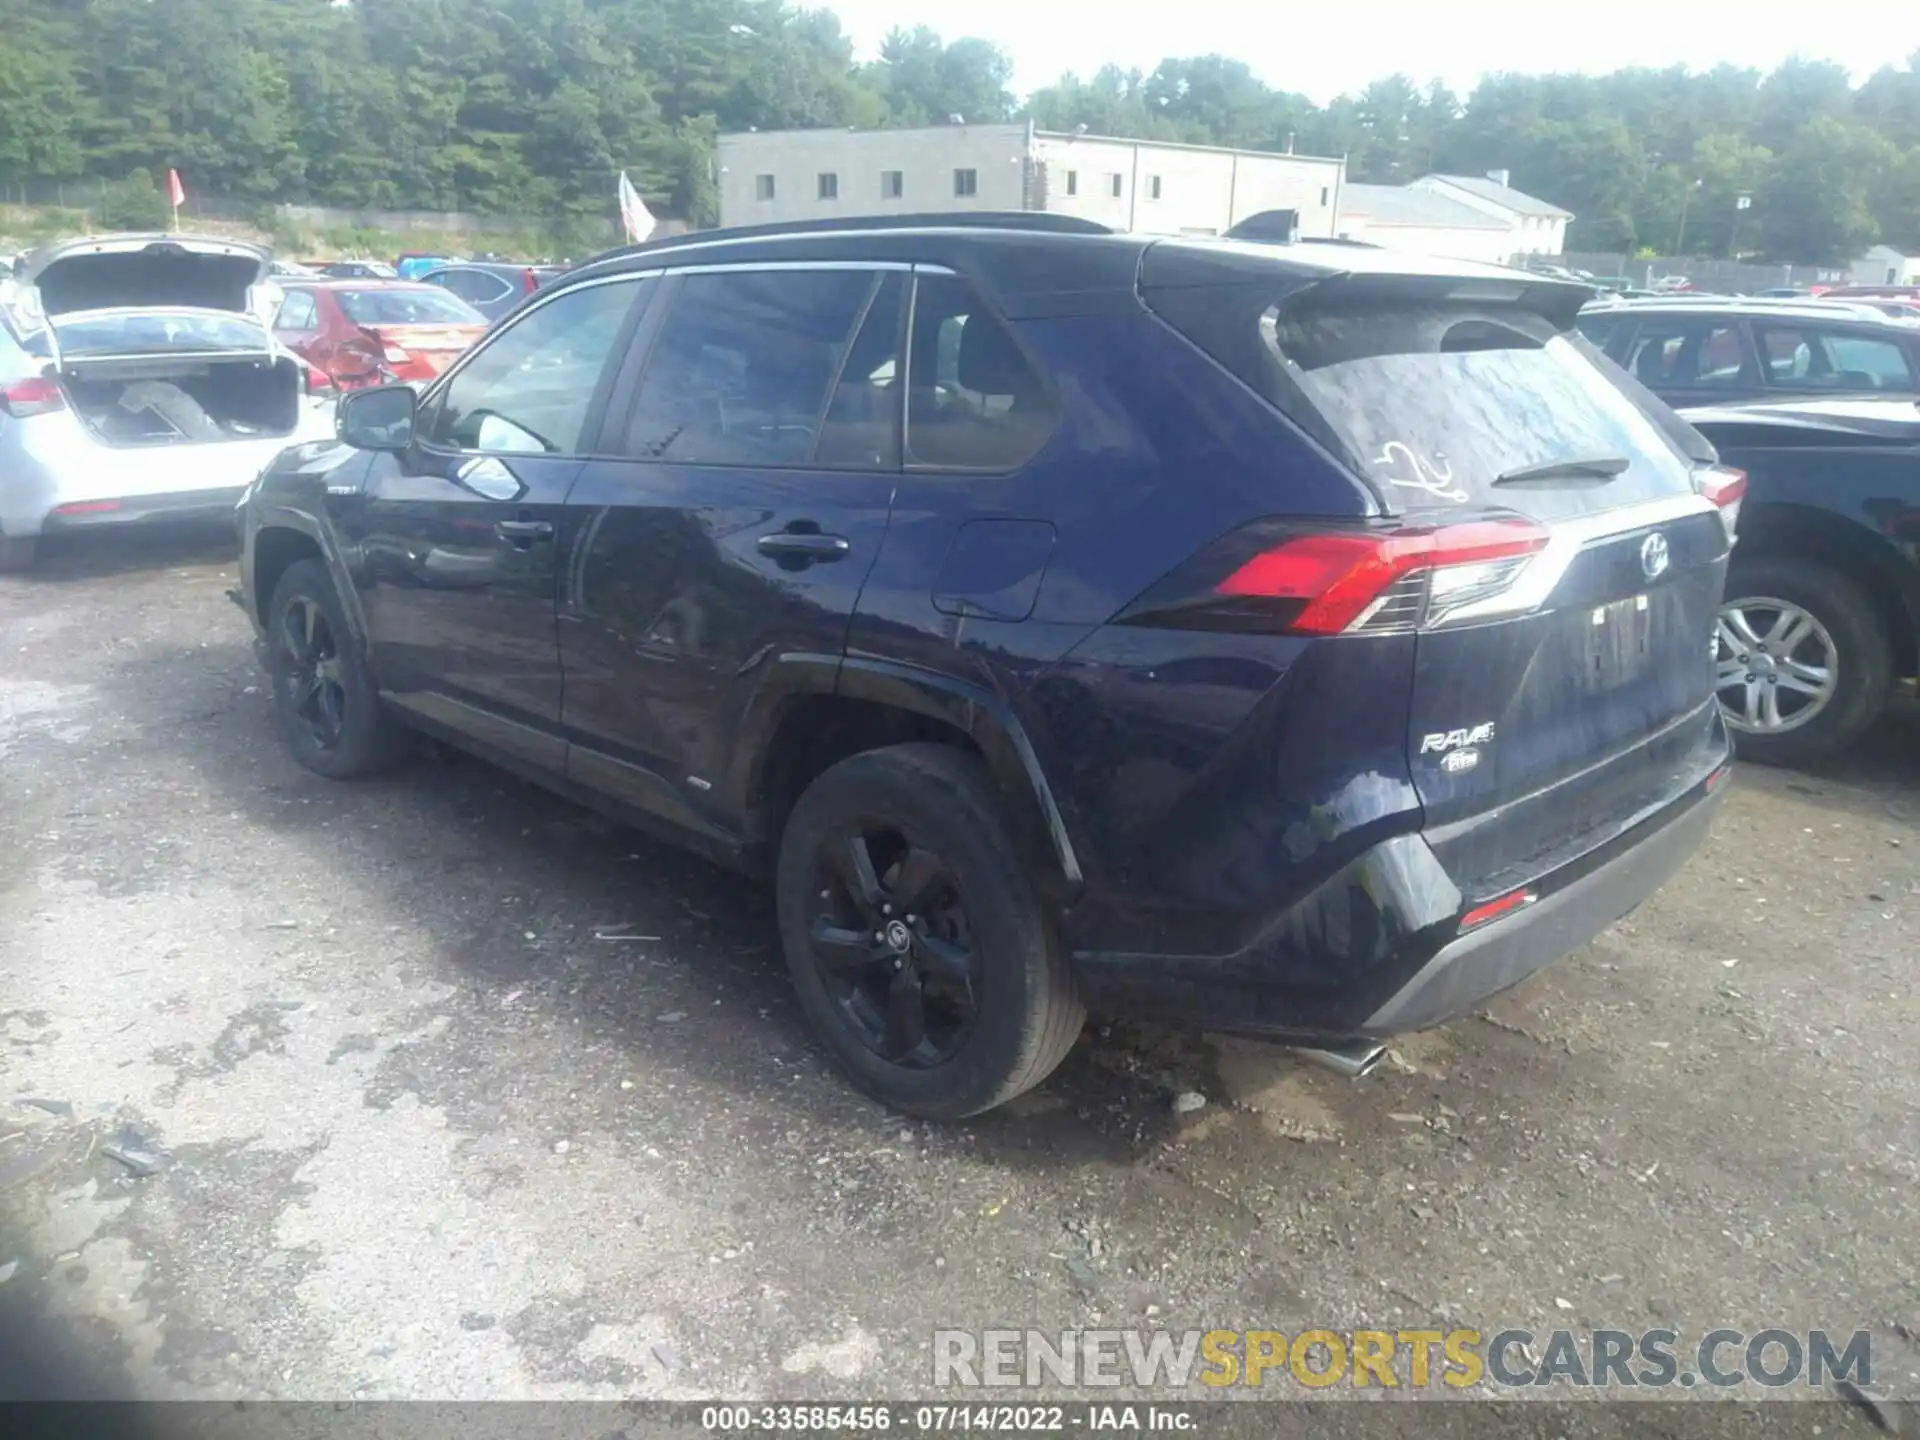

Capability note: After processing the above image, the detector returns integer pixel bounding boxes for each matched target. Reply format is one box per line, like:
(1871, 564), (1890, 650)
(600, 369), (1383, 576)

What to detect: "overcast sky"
(825, 0), (1918, 104)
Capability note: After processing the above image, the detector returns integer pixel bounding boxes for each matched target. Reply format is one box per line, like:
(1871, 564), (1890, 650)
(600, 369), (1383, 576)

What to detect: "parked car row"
(8, 219), (1912, 1120)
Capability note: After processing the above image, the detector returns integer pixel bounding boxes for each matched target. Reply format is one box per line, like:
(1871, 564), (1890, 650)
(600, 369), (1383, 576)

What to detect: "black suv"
(1577, 297), (1920, 408)
(236, 215), (1735, 1117)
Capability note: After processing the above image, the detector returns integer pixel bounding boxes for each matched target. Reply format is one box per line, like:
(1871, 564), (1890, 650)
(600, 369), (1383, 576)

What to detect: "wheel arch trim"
(249, 506), (371, 657)
(731, 653), (1085, 893)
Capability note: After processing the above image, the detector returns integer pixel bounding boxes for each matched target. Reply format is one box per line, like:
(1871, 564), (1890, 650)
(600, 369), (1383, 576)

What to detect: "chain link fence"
(1563, 252), (1847, 292)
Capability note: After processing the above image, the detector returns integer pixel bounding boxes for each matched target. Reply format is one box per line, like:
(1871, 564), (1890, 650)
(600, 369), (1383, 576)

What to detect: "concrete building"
(716, 123), (1345, 239)
(1409, 172), (1571, 257)
(1849, 245), (1920, 287)
(1333, 170), (1572, 266)
(1335, 183), (1518, 265)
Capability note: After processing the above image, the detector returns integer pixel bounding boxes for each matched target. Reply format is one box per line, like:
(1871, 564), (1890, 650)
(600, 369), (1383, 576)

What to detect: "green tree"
(1756, 116), (1896, 262)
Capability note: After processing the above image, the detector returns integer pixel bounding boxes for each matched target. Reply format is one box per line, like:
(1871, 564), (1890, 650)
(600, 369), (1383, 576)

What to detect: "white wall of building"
(1337, 217), (1520, 266)
(717, 124), (1344, 238)
(1508, 213), (1569, 257)
(1850, 246), (1920, 286)
(1029, 134), (1340, 237)
(1410, 176), (1569, 256)
(718, 125), (1030, 228)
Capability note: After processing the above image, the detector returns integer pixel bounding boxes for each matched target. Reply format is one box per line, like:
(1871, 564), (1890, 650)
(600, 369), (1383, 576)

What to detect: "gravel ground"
(1, 527), (1917, 1429)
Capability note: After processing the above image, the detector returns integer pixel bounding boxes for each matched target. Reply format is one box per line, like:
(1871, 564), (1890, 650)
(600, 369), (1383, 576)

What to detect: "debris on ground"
(16, 1098), (74, 1118)
(1171, 1091), (1207, 1114)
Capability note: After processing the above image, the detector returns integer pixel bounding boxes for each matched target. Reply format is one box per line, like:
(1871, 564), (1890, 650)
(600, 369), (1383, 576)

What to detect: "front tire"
(1716, 556), (1894, 767)
(265, 559), (405, 778)
(775, 743), (1084, 1119)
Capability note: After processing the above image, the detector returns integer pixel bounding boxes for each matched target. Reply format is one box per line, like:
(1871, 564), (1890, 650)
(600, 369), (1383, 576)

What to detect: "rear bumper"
(1360, 778), (1722, 1033)
(40, 484), (249, 530)
(1069, 733), (1730, 1042)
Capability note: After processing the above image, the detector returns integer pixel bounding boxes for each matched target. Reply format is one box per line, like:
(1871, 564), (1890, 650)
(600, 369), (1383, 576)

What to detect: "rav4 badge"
(1420, 723), (1496, 755)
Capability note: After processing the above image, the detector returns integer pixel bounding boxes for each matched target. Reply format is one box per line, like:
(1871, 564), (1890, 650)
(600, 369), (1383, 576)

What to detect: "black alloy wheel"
(265, 558), (405, 779)
(275, 594), (349, 753)
(774, 743), (1085, 1119)
(806, 824), (982, 1067)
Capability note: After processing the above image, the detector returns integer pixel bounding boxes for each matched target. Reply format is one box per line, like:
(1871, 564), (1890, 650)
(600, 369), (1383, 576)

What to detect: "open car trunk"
(59, 354), (302, 448)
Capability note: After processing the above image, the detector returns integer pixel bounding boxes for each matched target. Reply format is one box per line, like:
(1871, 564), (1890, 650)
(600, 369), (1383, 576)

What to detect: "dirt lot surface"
(2, 528), (1917, 1431)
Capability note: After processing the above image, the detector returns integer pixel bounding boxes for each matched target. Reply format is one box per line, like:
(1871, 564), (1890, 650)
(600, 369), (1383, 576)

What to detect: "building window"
(1109, 173), (1123, 198)
(881, 170), (903, 200)
(1320, 186), (1329, 206)
(1064, 170), (1078, 197)
(755, 174), (775, 202)
(953, 168), (978, 197)
(1149, 175), (1162, 201)
(818, 172), (839, 201)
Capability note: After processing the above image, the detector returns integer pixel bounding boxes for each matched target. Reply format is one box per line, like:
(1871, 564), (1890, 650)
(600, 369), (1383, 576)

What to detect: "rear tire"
(1717, 555), (1893, 767)
(775, 742), (1084, 1119)
(265, 559), (406, 779)
(0, 533), (38, 573)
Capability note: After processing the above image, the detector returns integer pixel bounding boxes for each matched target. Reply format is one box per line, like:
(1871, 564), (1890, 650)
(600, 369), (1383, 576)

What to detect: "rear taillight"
(1123, 517), (1550, 637)
(1698, 465), (1745, 542)
(0, 376), (66, 418)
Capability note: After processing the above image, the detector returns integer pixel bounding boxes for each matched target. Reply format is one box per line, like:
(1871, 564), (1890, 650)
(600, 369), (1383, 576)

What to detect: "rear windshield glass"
(338, 288), (483, 326)
(1151, 287), (1699, 517)
(52, 311), (266, 356)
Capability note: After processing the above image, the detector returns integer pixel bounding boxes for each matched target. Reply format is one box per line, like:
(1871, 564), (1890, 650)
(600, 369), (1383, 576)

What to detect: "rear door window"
(904, 273), (1056, 471)
(1622, 319), (1755, 391)
(618, 268), (894, 468)
(1754, 323), (1914, 390)
(1573, 312), (1620, 348)
(276, 291), (318, 331)
(1148, 283), (1697, 520)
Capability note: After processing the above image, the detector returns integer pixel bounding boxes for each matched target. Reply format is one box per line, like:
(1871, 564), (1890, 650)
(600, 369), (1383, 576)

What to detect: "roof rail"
(597, 211), (1116, 264)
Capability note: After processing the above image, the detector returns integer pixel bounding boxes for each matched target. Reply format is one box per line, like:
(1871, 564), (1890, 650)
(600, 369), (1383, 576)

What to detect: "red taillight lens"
(1698, 465), (1744, 541)
(1460, 887), (1536, 930)
(1, 376), (66, 418)
(1215, 519), (1550, 635)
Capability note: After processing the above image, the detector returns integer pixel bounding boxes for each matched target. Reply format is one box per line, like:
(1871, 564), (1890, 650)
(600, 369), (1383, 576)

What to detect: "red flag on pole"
(167, 169), (186, 231)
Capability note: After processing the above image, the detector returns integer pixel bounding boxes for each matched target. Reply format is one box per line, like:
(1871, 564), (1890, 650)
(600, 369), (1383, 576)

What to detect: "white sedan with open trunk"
(0, 234), (335, 571)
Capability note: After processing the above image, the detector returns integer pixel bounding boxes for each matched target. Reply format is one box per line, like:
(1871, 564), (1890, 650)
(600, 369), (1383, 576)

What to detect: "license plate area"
(1583, 593), (1655, 692)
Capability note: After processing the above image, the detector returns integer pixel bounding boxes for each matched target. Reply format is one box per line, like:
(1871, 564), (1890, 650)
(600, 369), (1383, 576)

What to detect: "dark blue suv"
(235, 214), (1736, 1117)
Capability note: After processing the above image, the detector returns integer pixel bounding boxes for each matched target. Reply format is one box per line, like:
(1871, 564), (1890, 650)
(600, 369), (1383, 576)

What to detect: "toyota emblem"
(1640, 531), (1670, 582)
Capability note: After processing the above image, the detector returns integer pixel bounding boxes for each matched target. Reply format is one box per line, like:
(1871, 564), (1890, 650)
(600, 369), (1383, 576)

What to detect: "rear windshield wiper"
(1493, 452), (1631, 485)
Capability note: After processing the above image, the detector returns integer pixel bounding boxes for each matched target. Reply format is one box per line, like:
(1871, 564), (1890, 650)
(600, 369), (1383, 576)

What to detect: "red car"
(271, 280), (488, 389)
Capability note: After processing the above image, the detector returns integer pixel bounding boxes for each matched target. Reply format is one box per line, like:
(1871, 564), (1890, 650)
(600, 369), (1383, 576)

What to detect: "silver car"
(0, 233), (335, 571)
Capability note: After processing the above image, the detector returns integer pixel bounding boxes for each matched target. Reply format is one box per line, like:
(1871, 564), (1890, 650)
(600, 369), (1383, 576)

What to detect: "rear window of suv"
(1150, 285), (1699, 519)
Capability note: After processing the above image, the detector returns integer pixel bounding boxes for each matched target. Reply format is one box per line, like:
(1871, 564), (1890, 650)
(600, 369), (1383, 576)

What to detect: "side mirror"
(337, 384), (416, 451)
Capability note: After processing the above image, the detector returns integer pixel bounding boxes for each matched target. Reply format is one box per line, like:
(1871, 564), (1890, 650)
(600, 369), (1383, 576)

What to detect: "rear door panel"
(559, 267), (906, 838)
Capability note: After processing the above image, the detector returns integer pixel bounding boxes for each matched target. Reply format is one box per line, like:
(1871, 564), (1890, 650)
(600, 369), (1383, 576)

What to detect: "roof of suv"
(566, 213), (1592, 321)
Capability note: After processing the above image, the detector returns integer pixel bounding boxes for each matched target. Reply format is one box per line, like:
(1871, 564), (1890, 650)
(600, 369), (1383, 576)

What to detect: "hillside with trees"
(2, 0), (1918, 262)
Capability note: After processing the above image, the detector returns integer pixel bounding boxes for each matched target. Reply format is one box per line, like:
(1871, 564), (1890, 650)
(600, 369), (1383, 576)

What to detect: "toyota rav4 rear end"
(1038, 242), (1735, 1048)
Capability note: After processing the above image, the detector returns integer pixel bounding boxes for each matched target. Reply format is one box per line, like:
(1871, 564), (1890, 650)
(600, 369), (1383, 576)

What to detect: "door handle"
(495, 519), (554, 545)
(757, 532), (851, 561)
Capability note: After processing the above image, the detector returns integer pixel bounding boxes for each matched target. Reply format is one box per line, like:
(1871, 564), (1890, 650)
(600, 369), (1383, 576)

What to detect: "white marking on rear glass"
(1371, 440), (1469, 504)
